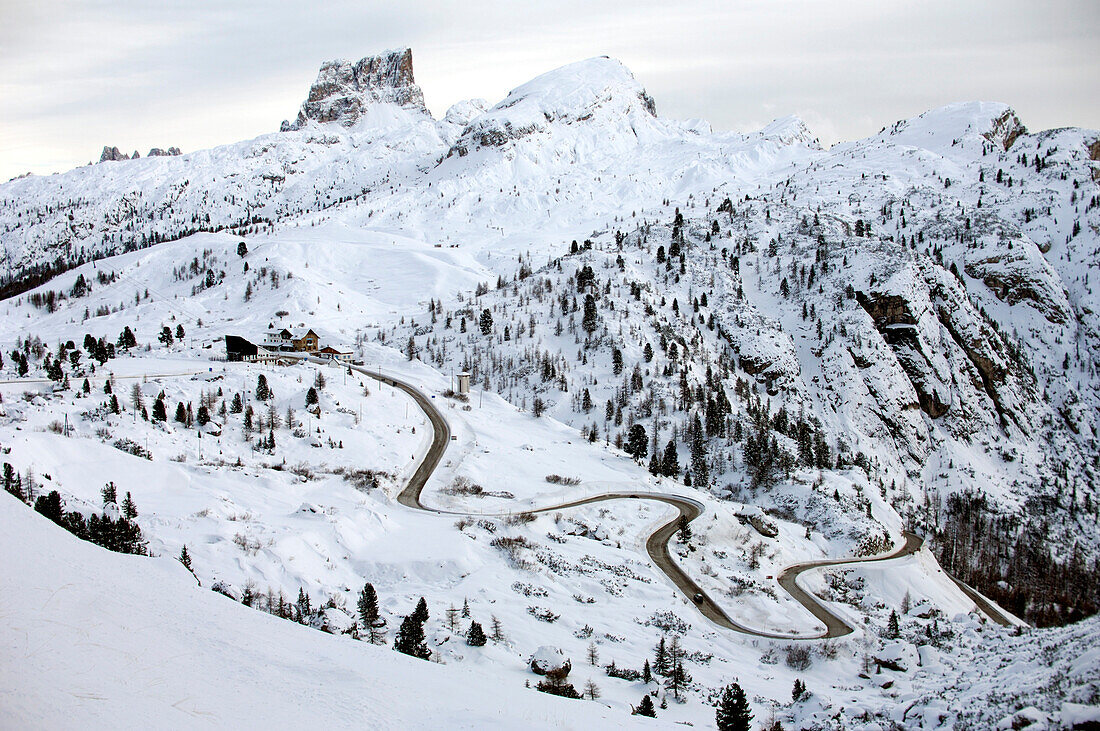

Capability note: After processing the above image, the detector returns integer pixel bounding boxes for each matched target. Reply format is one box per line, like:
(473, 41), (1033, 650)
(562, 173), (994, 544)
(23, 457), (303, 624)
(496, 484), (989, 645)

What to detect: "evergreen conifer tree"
(654, 635), (670, 676)
(792, 678), (806, 702)
(677, 514), (692, 543)
(357, 583), (379, 628)
(121, 492), (138, 519)
(715, 682), (753, 731)
(394, 613), (431, 659)
(179, 545), (192, 571)
(633, 694), (657, 717)
(886, 609), (900, 639)
(466, 621), (487, 646)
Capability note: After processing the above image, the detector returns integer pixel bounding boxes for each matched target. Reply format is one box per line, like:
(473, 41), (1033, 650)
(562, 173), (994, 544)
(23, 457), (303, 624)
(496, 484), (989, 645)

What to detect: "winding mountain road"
(333, 358), (1009, 638)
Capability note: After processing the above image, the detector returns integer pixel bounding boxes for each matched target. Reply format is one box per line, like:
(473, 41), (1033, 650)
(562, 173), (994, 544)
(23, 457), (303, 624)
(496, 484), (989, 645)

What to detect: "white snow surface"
(0, 496), (652, 730)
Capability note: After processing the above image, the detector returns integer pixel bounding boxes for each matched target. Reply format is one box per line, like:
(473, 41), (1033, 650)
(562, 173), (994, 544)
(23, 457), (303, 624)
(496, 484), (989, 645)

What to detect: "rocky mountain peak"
(286, 48), (427, 130)
(98, 146), (129, 163)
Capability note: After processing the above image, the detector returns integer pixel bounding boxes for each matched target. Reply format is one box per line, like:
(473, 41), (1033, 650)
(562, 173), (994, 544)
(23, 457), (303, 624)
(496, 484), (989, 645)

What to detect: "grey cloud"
(1, 0), (1097, 180)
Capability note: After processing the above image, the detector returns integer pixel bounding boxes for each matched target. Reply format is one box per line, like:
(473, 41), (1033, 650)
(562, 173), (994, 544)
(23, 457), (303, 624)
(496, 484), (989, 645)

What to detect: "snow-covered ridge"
(445, 56), (658, 158)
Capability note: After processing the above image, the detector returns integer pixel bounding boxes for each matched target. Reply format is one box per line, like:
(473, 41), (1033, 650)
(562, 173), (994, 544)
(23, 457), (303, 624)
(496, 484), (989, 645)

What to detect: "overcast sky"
(1, 0), (1098, 182)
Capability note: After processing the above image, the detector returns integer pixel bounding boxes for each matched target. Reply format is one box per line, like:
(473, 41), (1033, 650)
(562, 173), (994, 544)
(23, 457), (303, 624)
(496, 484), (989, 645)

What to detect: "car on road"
(692, 592), (704, 604)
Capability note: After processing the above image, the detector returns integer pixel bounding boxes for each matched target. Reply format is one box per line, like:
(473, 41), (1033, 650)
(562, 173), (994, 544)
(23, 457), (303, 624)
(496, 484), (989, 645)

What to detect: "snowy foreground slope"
(1, 47), (1100, 728)
(0, 497), (649, 730)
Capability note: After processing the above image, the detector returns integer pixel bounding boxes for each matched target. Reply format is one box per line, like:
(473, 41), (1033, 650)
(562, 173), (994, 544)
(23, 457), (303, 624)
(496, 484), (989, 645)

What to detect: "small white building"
(457, 372), (471, 395)
(316, 346), (353, 364)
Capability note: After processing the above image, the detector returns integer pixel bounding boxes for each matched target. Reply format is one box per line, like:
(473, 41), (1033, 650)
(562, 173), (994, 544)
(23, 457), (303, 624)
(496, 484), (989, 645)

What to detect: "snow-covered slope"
(0, 494), (653, 729)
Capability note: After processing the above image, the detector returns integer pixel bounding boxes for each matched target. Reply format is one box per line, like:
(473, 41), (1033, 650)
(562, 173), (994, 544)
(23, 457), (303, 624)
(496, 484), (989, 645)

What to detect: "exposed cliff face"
(99, 146), (180, 162)
(99, 146), (129, 163)
(983, 107), (1028, 151)
(288, 48), (427, 129)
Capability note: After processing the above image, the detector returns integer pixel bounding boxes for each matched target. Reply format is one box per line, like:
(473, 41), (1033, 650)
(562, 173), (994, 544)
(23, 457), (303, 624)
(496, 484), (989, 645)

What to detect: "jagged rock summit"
(98, 146), (129, 163)
(284, 48), (427, 130)
(98, 145), (180, 163)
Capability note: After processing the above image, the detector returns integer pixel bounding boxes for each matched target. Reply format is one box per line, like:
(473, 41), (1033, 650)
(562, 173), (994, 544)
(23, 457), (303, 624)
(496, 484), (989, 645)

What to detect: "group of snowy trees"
(2, 468), (147, 556)
(392, 207), (838, 501)
(928, 490), (1100, 626)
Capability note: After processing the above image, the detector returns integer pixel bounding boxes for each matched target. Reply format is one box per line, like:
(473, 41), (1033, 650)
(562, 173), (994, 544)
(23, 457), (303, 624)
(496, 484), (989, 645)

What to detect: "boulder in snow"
(529, 646), (570, 676)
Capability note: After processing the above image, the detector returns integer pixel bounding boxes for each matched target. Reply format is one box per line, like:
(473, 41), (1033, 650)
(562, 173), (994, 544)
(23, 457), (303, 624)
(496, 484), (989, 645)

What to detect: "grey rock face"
(290, 48), (426, 129)
(99, 146), (129, 162)
(147, 147), (182, 157)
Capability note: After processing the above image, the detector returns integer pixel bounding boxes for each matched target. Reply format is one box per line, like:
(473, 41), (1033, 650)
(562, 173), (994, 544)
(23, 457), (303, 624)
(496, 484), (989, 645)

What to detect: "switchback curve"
(318, 357), (1008, 638)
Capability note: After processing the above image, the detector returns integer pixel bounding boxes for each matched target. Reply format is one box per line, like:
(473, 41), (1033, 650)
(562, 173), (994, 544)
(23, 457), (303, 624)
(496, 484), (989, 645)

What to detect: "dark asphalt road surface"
(333, 358), (1012, 637)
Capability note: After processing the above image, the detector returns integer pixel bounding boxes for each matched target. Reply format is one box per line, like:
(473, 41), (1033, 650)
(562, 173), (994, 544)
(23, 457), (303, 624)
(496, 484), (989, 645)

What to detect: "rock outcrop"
(98, 146), (129, 163)
(288, 48), (426, 129)
(147, 147), (181, 157)
(983, 107), (1027, 151)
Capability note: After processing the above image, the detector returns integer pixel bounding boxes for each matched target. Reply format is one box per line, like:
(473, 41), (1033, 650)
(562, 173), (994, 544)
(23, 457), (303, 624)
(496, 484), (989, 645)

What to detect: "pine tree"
(295, 588), (312, 624)
(175, 402), (187, 424)
(626, 424), (648, 461)
(581, 294), (598, 334)
(690, 413), (709, 486)
(489, 614), (505, 642)
(152, 396), (167, 422)
(642, 659), (653, 684)
(662, 440), (680, 477)
(179, 545), (192, 571)
(886, 609), (900, 639)
(255, 374), (270, 401)
(479, 308), (493, 335)
(412, 597), (429, 625)
(654, 635), (670, 676)
(677, 514), (692, 543)
(633, 694), (657, 717)
(792, 678), (806, 702)
(121, 492), (138, 519)
(34, 490), (64, 524)
(101, 482), (118, 505)
(462, 598), (471, 617)
(394, 613), (431, 659)
(306, 387), (318, 406)
(466, 621), (487, 646)
(357, 582), (379, 628)
(665, 660), (691, 699)
(715, 682), (753, 731)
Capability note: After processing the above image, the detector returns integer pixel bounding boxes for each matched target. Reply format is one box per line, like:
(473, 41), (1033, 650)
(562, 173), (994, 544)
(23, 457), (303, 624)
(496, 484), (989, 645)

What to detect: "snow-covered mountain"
(2, 48), (1099, 727)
